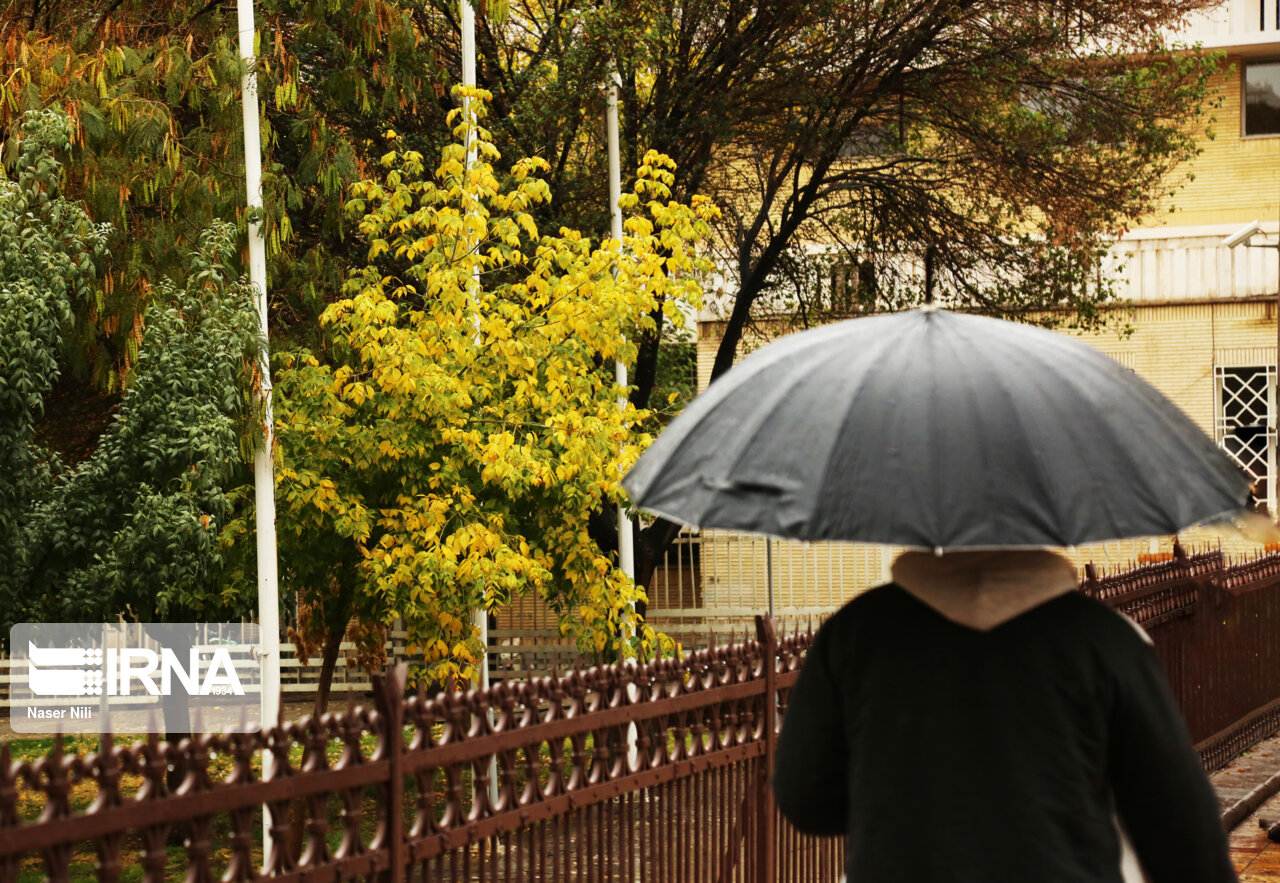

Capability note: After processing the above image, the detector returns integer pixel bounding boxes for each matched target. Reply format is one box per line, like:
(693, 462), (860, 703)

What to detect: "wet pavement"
(1214, 733), (1280, 880)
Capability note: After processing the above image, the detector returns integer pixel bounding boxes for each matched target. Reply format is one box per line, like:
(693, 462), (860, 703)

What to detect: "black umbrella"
(623, 308), (1249, 550)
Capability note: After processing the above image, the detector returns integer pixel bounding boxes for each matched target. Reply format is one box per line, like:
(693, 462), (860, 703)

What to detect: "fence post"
(755, 615), (777, 883)
(1083, 562), (1099, 597)
(376, 662), (408, 883)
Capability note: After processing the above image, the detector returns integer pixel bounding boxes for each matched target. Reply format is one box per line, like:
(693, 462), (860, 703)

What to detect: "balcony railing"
(1109, 225), (1280, 302)
(1175, 0), (1280, 47)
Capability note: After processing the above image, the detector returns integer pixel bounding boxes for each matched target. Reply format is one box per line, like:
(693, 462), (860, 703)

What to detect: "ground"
(1216, 733), (1280, 880)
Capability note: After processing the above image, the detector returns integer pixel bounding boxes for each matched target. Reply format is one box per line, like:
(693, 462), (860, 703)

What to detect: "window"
(1244, 61), (1280, 136)
(1215, 365), (1275, 508)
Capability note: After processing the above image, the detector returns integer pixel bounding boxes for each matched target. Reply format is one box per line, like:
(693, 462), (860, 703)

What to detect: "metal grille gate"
(1215, 364), (1276, 509)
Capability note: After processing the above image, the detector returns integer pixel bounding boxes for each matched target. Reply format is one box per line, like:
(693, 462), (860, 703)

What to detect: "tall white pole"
(608, 69), (637, 635)
(460, 0), (487, 696)
(609, 67), (642, 771)
(461, 0), (500, 807)
(461, 0), (477, 170)
(235, 0), (281, 857)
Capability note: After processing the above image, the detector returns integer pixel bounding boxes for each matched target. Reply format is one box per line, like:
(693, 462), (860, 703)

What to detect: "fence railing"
(0, 618), (841, 883)
(10, 546), (1280, 880)
(1083, 544), (1280, 769)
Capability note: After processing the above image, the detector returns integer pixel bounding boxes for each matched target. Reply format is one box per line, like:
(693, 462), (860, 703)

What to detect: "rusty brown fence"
(0, 618), (842, 882)
(1082, 545), (1280, 770)
(10, 547), (1280, 880)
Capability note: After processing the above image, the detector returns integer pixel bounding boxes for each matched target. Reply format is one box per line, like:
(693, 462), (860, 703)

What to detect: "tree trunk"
(630, 305), (666, 411)
(313, 626), (345, 716)
(636, 518), (685, 620)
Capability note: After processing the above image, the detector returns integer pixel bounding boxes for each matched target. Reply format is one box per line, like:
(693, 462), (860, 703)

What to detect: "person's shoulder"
(803, 586), (902, 671)
(1053, 590), (1155, 650)
(814, 583), (906, 638)
(834, 582), (903, 617)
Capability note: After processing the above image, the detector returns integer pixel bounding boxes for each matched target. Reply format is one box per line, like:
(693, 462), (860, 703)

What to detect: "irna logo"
(27, 643), (245, 697)
(10, 623), (260, 734)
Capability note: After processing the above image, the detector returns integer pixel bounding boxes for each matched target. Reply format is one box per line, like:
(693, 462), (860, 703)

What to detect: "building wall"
(1072, 300), (1276, 435)
(1158, 58), (1280, 228)
(1068, 301), (1277, 565)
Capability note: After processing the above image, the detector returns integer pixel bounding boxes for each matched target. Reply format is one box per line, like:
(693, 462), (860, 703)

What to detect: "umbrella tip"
(933, 546), (944, 557)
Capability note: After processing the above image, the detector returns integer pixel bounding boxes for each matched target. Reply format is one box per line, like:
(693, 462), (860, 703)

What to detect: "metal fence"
(9, 546), (1280, 880)
(0, 618), (841, 882)
(1083, 544), (1280, 769)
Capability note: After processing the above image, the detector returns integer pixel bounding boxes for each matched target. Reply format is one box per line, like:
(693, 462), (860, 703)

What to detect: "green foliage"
(1, 0), (442, 389)
(650, 337), (699, 420)
(274, 91), (715, 685)
(0, 109), (109, 625)
(21, 221), (263, 624)
(4, 170), (264, 632)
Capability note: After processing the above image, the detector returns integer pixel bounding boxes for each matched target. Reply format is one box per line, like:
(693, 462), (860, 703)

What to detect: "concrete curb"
(1222, 768), (1280, 831)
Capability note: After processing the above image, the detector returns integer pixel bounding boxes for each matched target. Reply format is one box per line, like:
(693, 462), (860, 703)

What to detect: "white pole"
(235, 0), (281, 860)
(608, 68), (637, 619)
(460, 0), (500, 807)
(461, 0), (477, 169)
(608, 66), (642, 771)
(461, 0), (486, 689)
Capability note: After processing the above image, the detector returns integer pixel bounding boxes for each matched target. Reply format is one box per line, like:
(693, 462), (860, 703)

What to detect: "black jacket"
(774, 585), (1237, 882)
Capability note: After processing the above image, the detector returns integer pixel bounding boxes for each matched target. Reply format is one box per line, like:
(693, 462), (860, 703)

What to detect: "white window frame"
(1214, 364), (1277, 513)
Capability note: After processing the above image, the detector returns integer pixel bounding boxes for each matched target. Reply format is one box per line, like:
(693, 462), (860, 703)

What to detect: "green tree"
(273, 90), (715, 696)
(1, 108), (263, 750)
(0, 0), (440, 391)
(0, 108), (108, 629)
(18, 221), (263, 627)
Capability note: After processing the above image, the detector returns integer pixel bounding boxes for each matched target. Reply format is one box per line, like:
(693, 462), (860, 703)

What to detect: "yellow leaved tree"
(275, 88), (717, 699)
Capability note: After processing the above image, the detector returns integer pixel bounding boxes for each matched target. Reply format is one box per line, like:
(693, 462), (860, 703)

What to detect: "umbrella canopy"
(623, 308), (1249, 550)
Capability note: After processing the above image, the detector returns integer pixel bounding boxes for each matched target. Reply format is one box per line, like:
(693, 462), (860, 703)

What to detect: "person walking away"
(773, 549), (1237, 883)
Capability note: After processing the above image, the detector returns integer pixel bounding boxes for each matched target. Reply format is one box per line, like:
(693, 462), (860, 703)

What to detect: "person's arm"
(1109, 636), (1238, 883)
(772, 622), (848, 836)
